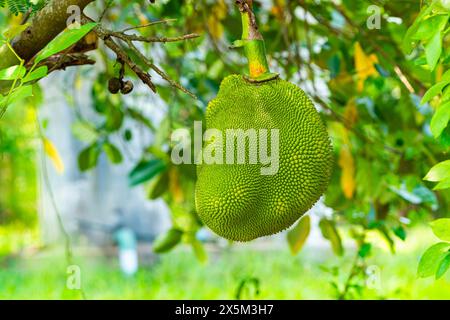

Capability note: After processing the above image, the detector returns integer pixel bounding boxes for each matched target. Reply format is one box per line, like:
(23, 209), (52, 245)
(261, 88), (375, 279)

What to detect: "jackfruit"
(195, 75), (333, 241)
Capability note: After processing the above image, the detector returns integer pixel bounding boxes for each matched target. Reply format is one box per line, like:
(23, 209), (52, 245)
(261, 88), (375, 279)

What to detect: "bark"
(0, 0), (95, 69)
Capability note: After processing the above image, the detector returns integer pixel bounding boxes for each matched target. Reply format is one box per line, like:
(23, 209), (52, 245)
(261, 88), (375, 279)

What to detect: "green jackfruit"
(195, 75), (333, 241)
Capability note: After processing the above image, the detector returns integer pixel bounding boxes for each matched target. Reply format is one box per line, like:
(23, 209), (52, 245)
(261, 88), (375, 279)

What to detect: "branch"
(89, 16), (198, 98)
(0, 0), (95, 70)
(92, 21), (157, 93)
(110, 32), (199, 44)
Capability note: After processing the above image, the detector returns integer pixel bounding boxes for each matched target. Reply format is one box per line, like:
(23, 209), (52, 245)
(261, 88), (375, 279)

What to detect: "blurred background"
(0, 0), (449, 299)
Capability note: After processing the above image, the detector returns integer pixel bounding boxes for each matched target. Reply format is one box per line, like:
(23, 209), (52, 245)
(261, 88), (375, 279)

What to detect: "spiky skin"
(195, 75), (333, 241)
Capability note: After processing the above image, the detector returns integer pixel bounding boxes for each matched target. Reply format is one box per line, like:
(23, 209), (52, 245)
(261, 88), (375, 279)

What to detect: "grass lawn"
(0, 226), (449, 300)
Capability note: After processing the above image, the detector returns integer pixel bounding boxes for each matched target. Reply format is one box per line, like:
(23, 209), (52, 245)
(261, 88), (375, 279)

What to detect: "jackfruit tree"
(0, 0), (450, 295)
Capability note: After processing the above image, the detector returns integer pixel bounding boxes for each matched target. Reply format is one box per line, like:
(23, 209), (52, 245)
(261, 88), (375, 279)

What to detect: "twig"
(120, 19), (177, 33)
(110, 32), (200, 43)
(83, 15), (197, 97)
(126, 40), (197, 99)
(91, 20), (157, 92)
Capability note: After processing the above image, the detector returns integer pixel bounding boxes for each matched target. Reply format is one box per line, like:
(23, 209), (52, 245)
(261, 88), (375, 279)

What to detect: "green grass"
(0, 227), (449, 300)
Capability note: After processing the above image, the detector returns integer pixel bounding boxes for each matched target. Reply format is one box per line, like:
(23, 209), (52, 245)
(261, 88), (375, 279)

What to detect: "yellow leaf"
(271, 0), (286, 21)
(338, 146), (355, 199)
(354, 42), (378, 92)
(207, 16), (224, 40)
(208, 0), (227, 40)
(169, 167), (184, 203)
(344, 98), (358, 128)
(43, 138), (64, 174)
(212, 0), (227, 20)
(3, 23), (30, 40)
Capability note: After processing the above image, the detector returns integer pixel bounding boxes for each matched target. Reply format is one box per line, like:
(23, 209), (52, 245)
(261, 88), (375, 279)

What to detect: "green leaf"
(102, 142), (123, 164)
(393, 226), (407, 241)
(425, 30), (442, 70)
(152, 228), (183, 253)
(192, 239), (208, 263)
(424, 160), (450, 182)
(22, 66), (48, 83)
(377, 224), (396, 254)
(286, 215), (311, 255)
(436, 253), (450, 279)
(128, 159), (167, 186)
(411, 14), (449, 41)
(402, 0), (438, 53)
(430, 218), (450, 241)
(2, 85), (33, 108)
(418, 242), (450, 278)
(433, 177), (450, 190)
(71, 121), (98, 144)
(78, 143), (100, 172)
(421, 81), (449, 105)
(35, 23), (97, 64)
(105, 106), (124, 132)
(126, 108), (155, 130)
(148, 171), (169, 199)
(358, 243), (372, 258)
(0, 65), (26, 80)
(319, 218), (344, 256)
(430, 101), (450, 138)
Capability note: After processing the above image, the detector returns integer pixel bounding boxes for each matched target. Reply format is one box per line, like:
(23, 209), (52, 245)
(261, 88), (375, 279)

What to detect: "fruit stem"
(236, 0), (272, 79)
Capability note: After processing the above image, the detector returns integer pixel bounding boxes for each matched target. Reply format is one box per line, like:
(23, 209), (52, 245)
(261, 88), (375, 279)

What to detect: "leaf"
(319, 218), (344, 256)
(430, 101), (450, 138)
(192, 239), (208, 263)
(22, 66), (48, 83)
(3, 23), (30, 39)
(0, 65), (26, 80)
(102, 142), (123, 164)
(286, 215), (311, 255)
(338, 146), (355, 199)
(35, 23), (97, 64)
(126, 108), (154, 130)
(128, 159), (167, 186)
(425, 30), (442, 71)
(71, 121), (98, 144)
(430, 218), (450, 241)
(2, 85), (33, 107)
(393, 226), (407, 241)
(354, 42), (378, 92)
(78, 144), (100, 172)
(105, 106), (124, 131)
(436, 253), (450, 279)
(424, 160), (450, 182)
(421, 81), (449, 105)
(402, 1), (438, 53)
(411, 14), (449, 41)
(152, 228), (183, 253)
(417, 242), (450, 278)
(148, 171), (169, 199)
(358, 243), (372, 258)
(43, 138), (64, 174)
(433, 177), (450, 190)
(377, 224), (396, 254)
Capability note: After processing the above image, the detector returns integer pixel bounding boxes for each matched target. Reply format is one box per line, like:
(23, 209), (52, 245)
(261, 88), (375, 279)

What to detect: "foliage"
(418, 218), (450, 279)
(0, 0), (449, 286)
(0, 0), (47, 16)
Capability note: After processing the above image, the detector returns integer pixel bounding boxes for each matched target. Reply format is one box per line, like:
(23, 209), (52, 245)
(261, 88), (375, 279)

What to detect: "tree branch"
(0, 0), (96, 70)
